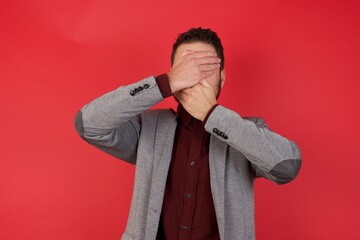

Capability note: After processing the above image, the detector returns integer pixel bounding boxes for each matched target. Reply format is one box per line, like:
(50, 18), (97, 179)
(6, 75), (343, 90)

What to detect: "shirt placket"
(178, 132), (204, 240)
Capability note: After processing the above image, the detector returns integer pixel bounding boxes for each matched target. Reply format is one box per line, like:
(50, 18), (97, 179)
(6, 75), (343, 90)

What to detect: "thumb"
(200, 79), (211, 88)
(200, 79), (215, 93)
(199, 79), (217, 99)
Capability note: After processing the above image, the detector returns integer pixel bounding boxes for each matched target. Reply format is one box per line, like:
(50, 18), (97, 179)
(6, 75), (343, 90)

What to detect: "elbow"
(270, 158), (302, 185)
(270, 141), (302, 184)
(74, 110), (86, 139)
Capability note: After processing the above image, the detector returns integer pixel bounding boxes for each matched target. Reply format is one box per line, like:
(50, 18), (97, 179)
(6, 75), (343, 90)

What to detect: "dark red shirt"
(155, 75), (220, 240)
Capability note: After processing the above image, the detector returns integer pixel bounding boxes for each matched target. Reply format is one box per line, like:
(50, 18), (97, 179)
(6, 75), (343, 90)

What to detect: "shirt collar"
(177, 104), (204, 131)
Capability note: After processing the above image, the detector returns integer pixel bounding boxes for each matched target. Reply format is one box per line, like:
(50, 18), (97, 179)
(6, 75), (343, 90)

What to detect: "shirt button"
(143, 84), (150, 89)
(190, 161), (195, 166)
(186, 193), (192, 198)
(182, 225), (188, 230)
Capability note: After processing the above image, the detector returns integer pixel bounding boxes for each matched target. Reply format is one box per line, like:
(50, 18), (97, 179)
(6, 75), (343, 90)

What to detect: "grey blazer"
(74, 76), (301, 240)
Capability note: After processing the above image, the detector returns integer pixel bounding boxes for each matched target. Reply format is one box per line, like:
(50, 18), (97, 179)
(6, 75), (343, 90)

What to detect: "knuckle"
(188, 55), (195, 61)
(185, 97), (192, 104)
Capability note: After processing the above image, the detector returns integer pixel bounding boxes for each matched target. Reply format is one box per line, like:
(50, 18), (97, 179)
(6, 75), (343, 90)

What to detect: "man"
(74, 27), (301, 240)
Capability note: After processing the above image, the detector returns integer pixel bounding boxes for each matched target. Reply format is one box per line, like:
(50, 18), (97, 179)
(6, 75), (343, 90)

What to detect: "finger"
(181, 50), (197, 57)
(201, 69), (218, 78)
(198, 64), (220, 72)
(199, 79), (217, 96)
(188, 85), (204, 96)
(190, 51), (218, 58)
(196, 56), (221, 66)
(200, 79), (211, 87)
(198, 81), (210, 92)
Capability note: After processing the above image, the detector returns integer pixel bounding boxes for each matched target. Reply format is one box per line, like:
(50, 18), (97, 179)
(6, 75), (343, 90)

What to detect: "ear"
(220, 69), (226, 88)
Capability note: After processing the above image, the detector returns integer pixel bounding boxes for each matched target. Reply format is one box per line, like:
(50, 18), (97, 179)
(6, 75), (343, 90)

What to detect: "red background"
(1, 0), (360, 239)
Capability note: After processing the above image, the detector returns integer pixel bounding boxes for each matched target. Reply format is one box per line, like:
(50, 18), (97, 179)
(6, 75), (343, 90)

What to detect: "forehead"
(174, 42), (216, 58)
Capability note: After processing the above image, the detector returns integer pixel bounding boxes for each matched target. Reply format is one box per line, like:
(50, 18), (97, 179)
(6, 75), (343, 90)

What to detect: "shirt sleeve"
(155, 74), (172, 98)
(203, 104), (219, 125)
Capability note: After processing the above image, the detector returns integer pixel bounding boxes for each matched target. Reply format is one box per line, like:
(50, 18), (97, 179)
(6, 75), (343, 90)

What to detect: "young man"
(74, 27), (301, 240)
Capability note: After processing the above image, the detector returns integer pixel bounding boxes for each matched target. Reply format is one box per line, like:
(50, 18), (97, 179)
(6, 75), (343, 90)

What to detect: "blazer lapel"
(209, 136), (227, 240)
(145, 110), (177, 239)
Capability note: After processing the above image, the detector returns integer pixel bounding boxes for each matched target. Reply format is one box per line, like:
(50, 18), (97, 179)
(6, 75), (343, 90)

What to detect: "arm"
(204, 106), (302, 184)
(175, 78), (301, 185)
(74, 51), (221, 164)
(74, 76), (164, 164)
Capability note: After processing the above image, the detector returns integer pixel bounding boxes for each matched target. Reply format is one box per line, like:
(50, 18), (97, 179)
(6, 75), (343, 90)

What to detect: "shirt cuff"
(203, 104), (219, 125)
(155, 74), (172, 98)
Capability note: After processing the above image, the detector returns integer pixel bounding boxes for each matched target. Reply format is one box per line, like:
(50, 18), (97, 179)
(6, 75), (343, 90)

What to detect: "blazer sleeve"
(204, 105), (302, 185)
(74, 76), (164, 164)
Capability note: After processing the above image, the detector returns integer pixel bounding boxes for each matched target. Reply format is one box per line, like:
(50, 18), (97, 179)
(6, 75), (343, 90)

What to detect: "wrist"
(202, 104), (219, 124)
(167, 72), (178, 93)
